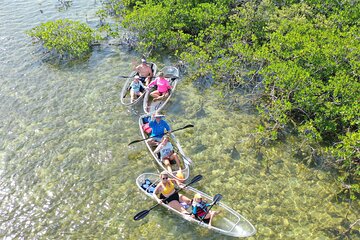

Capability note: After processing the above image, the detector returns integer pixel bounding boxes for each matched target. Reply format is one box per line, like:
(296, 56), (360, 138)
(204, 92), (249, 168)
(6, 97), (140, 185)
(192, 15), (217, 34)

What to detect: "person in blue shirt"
(147, 112), (171, 146)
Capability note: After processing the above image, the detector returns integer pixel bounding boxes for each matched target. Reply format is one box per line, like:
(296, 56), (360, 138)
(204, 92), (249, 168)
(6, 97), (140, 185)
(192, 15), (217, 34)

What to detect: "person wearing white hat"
(129, 75), (145, 102)
(134, 58), (153, 86)
(146, 112), (171, 146)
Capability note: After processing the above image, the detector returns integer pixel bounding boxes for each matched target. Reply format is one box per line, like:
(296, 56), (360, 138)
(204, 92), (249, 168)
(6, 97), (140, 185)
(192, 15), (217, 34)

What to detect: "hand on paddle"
(200, 193), (223, 222)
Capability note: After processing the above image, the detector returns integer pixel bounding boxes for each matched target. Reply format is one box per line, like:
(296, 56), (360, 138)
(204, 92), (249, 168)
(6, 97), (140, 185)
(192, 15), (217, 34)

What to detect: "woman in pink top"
(147, 72), (172, 101)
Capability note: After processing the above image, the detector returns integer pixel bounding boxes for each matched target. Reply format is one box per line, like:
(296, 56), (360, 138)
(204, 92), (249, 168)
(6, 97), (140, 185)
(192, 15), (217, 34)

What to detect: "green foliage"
(27, 19), (99, 59)
(119, 1), (229, 54)
(104, 0), (360, 196)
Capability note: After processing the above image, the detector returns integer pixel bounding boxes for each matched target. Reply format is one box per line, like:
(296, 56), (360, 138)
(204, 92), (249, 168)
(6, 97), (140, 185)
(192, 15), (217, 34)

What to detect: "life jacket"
(142, 123), (152, 134)
(192, 200), (208, 218)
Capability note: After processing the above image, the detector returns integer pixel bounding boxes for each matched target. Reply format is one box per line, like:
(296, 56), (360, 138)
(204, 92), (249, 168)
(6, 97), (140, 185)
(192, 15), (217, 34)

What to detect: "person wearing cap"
(191, 193), (220, 226)
(153, 135), (182, 173)
(146, 112), (171, 146)
(129, 75), (145, 103)
(153, 171), (191, 214)
(147, 72), (172, 101)
(134, 58), (153, 86)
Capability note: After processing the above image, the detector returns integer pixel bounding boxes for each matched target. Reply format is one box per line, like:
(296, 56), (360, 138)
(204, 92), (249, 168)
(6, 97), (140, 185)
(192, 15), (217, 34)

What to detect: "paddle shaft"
(128, 124), (194, 145)
(200, 194), (222, 221)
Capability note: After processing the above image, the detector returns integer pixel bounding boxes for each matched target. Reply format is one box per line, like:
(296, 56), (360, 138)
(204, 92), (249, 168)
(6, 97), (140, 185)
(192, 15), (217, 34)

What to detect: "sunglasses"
(162, 177), (168, 180)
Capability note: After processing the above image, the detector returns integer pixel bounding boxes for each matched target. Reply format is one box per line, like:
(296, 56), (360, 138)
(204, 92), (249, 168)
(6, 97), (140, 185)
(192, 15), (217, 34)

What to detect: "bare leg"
(150, 91), (160, 99)
(146, 138), (159, 147)
(179, 194), (191, 205)
(168, 200), (187, 213)
(163, 159), (172, 172)
(157, 92), (169, 100)
(170, 153), (181, 170)
(130, 90), (136, 102)
(145, 77), (151, 86)
(208, 210), (221, 226)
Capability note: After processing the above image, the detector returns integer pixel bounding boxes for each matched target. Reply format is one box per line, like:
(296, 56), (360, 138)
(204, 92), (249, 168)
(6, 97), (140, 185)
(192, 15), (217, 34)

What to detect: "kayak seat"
(141, 178), (157, 194)
(142, 116), (151, 124)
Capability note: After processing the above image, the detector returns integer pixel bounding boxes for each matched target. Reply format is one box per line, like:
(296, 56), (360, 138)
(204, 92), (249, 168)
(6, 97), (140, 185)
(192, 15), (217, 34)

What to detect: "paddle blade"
(213, 193), (223, 204)
(133, 209), (150, 221)
(181, 124), (194, 130)
(128, 139), (144, 146)
(187, 174), (203, 186)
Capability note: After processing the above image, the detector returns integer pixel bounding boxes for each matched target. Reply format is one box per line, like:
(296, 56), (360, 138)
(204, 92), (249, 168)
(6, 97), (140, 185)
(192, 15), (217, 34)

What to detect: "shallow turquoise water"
(0, 1), (358, 239)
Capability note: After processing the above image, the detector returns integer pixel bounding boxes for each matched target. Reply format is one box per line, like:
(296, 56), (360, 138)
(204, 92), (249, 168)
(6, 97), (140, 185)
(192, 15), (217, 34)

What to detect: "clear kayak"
(138, 114), (191, 181)
(136, 173), (256, 238)
(120, 62), (158, 106)
(143, 66), (179, 114)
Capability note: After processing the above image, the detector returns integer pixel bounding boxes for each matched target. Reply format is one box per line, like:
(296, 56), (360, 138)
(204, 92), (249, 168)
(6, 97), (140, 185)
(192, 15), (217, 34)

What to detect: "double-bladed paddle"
(200, 193), (223, 222)
(128, 124), (194, 146)
(133, 174), (203, 221)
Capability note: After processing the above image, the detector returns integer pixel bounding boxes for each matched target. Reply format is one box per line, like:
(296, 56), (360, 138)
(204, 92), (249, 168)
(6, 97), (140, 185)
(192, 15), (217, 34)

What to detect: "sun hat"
(154, 114), (165, 118)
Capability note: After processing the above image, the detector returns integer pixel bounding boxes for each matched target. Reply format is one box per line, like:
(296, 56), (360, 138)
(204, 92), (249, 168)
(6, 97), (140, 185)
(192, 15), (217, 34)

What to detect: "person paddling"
(153, 171), (191, 214)
(146, 112), (171, 146)
(191, 193), (220, 226)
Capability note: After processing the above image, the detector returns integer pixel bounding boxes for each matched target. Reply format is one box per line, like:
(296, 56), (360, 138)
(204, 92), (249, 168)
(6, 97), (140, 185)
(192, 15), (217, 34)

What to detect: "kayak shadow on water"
(229, 145), (241, 161)
(195, 102), (207, 119)
(192, 143), (208, 154)
(193, 74), (214, 93)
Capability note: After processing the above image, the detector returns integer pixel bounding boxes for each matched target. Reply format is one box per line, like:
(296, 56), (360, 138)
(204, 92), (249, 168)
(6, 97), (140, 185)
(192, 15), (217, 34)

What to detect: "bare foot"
(214, 210), (221, 216)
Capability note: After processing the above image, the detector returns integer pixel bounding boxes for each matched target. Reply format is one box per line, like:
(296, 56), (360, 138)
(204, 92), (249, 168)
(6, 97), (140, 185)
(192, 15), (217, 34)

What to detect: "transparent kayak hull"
(120, 62), (157, 106)
(136, 173), (256, 238)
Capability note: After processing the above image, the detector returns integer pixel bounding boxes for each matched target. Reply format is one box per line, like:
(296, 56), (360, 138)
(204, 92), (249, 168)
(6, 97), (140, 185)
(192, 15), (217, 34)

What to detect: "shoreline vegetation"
(27, 0), (359, 231)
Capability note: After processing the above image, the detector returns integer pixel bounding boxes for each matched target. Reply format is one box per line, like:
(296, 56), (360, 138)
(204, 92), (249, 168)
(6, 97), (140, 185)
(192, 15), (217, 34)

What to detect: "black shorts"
(162, 155), (176, 165)
(139, 76), (146, 83)
(160, 192), (179, 204)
